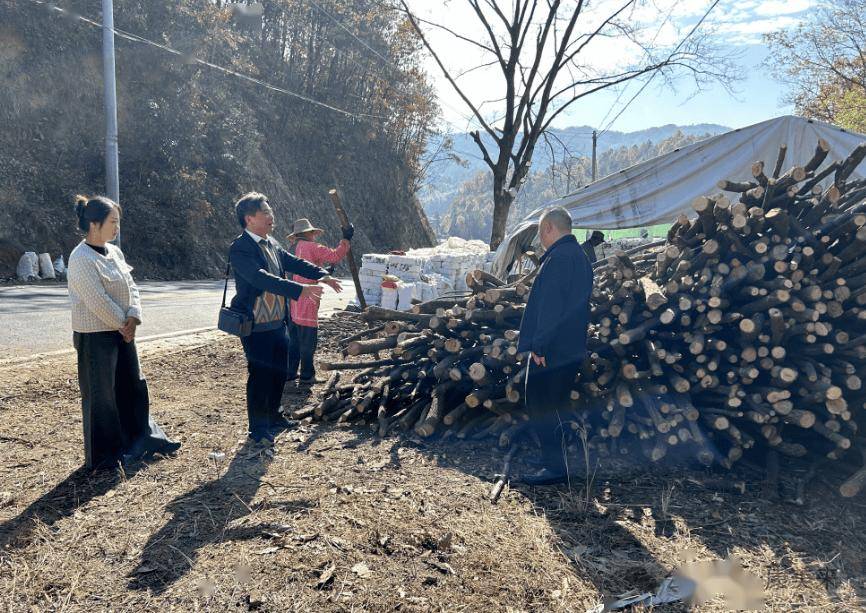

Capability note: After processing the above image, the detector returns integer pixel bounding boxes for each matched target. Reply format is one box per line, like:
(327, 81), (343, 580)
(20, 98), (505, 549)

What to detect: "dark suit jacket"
(518, 234), (593, 368)
(228, 232), (327, 321)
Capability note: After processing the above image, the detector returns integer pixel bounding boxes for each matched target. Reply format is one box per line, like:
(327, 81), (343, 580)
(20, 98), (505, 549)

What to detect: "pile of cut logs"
(300, 140), (866, 496)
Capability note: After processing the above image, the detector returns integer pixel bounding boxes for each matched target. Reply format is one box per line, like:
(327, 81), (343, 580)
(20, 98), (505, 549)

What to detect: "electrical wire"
(9, 0), (389, 122)
(302, 0), (489, 129)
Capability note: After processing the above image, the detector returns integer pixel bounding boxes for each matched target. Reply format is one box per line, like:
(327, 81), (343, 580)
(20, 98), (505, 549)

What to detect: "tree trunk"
(489, 183), (514, 250)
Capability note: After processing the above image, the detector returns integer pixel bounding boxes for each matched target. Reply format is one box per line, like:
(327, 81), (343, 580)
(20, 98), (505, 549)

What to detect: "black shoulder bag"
(217, 263), (253, 337)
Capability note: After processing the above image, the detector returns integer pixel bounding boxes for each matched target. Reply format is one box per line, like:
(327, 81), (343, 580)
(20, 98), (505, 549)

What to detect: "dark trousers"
(288, 323), (318, 381)
(525, 361), (578, 475)
(240, 325), (289, 437)
(74, 331), (175, 470)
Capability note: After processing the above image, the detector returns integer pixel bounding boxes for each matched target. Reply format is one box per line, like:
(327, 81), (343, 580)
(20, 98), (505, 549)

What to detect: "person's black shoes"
(120, 439), (181, 467)
(245, 432), (275, 458)
(519, 467), (568, 485)
(160, 440), (182, 455)
(298, 377), (325, 387)
(120, 453), (141, 468)
(248, 431), (275, 444)
(270, 416), (299, 433)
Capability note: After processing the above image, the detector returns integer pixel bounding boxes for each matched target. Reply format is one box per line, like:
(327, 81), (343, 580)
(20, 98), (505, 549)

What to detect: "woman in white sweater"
(67, 195), (180, 469)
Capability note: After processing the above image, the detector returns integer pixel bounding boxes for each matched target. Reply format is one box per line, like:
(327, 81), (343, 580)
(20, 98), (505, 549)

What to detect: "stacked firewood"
(304, 140), (866, 496)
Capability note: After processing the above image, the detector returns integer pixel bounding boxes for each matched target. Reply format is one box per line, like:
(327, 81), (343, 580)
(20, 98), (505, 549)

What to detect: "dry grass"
(1, 320), (865, 611)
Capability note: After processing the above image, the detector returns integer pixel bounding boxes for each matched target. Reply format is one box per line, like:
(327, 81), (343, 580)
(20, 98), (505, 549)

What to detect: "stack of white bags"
(356, 237), (493, 310)
(358, 254), (388, 305)
(17, 252), (65, 281)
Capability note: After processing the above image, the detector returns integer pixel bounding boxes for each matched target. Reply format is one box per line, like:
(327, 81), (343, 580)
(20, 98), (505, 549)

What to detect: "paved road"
(0, 279), (354, 361)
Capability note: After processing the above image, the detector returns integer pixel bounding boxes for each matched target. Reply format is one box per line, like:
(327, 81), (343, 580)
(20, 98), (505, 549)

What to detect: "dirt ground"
(2, 320), (865, 612)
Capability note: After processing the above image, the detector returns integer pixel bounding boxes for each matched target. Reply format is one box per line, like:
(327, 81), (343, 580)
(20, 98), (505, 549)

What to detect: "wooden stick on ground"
(490, 445), (517, 503)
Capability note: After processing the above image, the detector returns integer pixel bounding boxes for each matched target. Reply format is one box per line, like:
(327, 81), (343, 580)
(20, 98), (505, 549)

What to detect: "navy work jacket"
(228, 232), (327, 320)
(517, 234), (593, 368)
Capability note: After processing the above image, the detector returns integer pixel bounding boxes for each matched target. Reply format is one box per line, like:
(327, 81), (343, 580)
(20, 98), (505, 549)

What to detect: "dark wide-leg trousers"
(525, 361), (578, 475)
(74, 331), (175, 470)
(240, 326), (290, 438)
(287, 323), (318, 381)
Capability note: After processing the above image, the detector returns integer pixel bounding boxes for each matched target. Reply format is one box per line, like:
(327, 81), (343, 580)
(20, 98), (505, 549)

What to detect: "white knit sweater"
(68, 241), (143, 333)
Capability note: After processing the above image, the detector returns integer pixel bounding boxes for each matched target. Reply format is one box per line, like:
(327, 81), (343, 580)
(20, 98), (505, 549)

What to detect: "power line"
(9, 0), (388, 122)
(302, 0), (482, 129)
(304, 0), (395, 69)
(6, 0), (490, 194)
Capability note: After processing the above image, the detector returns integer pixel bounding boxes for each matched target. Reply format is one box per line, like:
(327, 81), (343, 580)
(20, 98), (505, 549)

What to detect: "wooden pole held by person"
(328, 188), (366, 309)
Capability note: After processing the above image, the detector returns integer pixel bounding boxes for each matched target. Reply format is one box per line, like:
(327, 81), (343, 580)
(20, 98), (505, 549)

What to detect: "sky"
(406, 0), (818, 135)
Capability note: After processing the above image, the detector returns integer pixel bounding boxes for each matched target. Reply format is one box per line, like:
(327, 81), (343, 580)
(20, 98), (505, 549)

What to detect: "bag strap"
(221, 262), (231, 308)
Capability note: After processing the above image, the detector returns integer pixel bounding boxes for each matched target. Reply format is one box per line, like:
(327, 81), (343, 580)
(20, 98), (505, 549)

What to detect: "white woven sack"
(17, 252), (39, 281)
(38, 253), (55, 279)
(381, 287), (398, 310)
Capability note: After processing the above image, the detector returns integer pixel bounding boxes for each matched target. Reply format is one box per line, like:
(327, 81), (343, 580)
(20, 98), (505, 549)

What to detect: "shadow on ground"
(330, 420), (865, 608)
(127, 438), (313, 594)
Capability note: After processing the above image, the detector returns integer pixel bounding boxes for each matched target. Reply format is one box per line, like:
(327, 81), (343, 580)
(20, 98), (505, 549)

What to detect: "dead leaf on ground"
(329, 483), (354, 495)
(425, 559), (456, 576)
(240, 593), (265, 611)
(352, 561), (373, 578)
(369, 458), (390, 471)
(316, 564), (336, 589)
(325, 535), (350, 550)
(293, 533), (319, 543)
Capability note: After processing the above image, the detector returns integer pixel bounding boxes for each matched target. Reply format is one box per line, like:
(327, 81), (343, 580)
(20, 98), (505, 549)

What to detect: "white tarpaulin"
(493, 115), (866, 277)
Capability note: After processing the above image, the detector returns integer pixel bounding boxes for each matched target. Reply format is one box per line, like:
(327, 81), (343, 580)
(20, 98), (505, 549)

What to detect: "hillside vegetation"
(420, 123), (727, 224)
(436, 130), (714, 241)
(0, 0), (435, 279)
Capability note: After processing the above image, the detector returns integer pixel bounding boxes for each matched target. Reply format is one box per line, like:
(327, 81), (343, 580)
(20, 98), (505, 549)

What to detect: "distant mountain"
(419, 123), (730, 225)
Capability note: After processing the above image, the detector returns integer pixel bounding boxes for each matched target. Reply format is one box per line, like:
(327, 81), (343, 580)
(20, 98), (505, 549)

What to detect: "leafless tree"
(398, 0), (734, 248)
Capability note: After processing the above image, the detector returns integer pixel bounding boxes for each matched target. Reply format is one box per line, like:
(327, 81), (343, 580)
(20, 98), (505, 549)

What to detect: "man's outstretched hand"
(531, 352), (546, 367)
(320, 275), (343, 293)
(300, 284), (324, 302)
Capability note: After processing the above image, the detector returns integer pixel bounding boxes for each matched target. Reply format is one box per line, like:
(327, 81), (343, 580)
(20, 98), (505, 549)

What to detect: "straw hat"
(288, 218), (323, 238)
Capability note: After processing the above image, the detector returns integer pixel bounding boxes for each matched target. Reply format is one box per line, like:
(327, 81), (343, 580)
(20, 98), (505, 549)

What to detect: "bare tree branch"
(399, 0), (500, 152)
(406, 14), (496, 54)
(468, 0), (509, 71)
(402, 0), (731, 248)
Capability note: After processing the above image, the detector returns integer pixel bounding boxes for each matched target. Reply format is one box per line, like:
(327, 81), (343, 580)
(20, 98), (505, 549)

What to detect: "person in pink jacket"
(286, 218), (353, 385)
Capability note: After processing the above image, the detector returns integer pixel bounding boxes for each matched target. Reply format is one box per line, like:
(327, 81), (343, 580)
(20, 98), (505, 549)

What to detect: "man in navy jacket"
(229, 192), (342, 445)
(517, 207), (593, 484)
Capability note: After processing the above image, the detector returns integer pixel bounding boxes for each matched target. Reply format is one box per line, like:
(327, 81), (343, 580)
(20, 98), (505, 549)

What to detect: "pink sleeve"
(307, 240), (350, 265)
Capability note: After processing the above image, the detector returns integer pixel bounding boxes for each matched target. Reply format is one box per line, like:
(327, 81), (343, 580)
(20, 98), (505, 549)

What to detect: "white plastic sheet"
(493, 115), (866, 277)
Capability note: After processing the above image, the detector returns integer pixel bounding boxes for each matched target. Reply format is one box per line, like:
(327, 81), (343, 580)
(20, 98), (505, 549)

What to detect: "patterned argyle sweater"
(252, 238), (287, 332)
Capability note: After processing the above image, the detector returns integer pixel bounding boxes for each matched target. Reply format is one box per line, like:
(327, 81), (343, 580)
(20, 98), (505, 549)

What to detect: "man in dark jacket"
(581, 230), (605, 265)
(517, 207), (593, 484)
(229, 192), (342, 445)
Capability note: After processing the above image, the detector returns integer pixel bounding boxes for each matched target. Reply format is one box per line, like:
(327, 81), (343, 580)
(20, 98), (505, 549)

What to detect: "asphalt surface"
(0, 279), (354, 361)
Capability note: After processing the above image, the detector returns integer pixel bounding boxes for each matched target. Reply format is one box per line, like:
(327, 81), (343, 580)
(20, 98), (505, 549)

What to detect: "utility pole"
(102, 0), (121, 246)
(591, 129), (598, 183)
